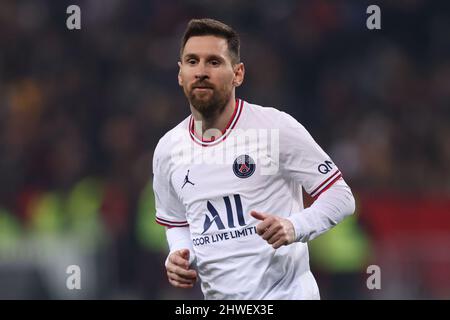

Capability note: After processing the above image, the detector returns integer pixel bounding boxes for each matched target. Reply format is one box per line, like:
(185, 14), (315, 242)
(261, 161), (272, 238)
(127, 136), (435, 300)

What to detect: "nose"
(194, 62), (209, 81)
(195, 74), (209, 82)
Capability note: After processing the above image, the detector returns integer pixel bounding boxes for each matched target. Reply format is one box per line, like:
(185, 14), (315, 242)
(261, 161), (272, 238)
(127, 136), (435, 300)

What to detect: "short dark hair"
(180, 18), (240, 65)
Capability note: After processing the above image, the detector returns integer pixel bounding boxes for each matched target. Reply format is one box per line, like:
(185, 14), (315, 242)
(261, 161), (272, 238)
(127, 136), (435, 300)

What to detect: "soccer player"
(153, 18), (355, 299)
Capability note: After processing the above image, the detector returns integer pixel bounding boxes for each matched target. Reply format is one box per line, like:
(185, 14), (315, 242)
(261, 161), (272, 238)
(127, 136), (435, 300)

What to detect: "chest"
(170, 145), (281, 233)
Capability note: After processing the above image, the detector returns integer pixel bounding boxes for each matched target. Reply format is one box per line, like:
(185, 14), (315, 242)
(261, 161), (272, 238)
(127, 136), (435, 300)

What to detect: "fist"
(250, 211), (296, 249)
(166, 249), (198, 289)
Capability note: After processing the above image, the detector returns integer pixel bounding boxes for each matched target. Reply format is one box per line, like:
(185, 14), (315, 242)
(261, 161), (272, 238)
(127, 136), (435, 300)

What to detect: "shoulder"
(242, 100), (305, 130)
(243, 101), (283, 122)
(242, 101), (315, 151)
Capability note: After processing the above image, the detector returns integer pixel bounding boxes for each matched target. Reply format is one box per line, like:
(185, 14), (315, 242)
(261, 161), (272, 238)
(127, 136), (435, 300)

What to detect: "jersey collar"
(189, 98), (244, 147)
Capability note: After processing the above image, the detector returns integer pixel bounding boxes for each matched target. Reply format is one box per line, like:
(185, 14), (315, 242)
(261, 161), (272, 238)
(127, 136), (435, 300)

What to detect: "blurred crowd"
(0, 0), (449, 299)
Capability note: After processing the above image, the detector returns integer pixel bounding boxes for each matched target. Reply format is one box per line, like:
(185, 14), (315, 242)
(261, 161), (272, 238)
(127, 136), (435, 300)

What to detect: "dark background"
(0, 0), (449, 299)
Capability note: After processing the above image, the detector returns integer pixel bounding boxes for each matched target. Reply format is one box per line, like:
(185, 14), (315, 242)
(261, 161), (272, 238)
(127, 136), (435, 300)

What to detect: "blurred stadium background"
(0, 0), (449, 299)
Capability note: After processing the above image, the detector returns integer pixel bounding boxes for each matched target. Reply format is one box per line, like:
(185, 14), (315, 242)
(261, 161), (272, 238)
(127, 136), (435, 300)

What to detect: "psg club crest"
(233, 155), (256, 178)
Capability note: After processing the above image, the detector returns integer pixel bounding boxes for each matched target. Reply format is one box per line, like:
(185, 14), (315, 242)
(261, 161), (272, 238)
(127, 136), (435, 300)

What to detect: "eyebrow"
(183, 53), (226, 62)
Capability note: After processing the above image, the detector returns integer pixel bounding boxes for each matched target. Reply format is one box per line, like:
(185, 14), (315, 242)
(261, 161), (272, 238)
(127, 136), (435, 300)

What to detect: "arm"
(165, 226), (196, 266)
(152, 139), (197, 288)
(252, 178), (355, 248)
(164, 226), (198, 289)
(251, 111), (355, 248)
(287, 178), (355, 242)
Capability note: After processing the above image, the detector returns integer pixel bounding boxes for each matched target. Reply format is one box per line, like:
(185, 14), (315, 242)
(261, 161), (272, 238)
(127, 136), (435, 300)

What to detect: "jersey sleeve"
(152, 141), (188, 227)
(278, 112), (342, 199)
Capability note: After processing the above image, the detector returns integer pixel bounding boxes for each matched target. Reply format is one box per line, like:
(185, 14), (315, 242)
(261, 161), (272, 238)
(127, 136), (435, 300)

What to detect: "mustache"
(191, 81), (215, 89)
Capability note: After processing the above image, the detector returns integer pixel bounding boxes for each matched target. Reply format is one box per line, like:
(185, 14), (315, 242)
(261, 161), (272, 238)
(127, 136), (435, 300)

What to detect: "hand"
(250, 211), (296, 249)
(166, 249), (198, 289)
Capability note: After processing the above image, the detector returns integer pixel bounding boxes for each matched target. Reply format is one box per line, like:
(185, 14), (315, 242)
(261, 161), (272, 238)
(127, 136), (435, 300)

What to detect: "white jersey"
(153, 99), (342, 299)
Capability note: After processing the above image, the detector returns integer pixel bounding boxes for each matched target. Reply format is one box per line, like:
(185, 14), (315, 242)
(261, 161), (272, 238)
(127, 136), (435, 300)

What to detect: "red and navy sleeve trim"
(310, 170), (342, 199)
(155, 216), (189, 227)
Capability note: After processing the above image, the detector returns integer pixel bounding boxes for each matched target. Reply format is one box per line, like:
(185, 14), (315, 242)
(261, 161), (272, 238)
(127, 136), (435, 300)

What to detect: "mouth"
(193, 85), (213, 89)
(192, 82), (214, 90)
(192, 87), (213, 93)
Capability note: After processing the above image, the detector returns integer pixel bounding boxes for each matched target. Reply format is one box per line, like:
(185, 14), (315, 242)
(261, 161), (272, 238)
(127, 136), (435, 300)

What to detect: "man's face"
(178, 35), (244, 118)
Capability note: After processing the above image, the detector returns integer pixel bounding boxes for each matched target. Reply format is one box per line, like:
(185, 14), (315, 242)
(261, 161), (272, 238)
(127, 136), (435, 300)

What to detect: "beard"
(185, 82), (231, 119)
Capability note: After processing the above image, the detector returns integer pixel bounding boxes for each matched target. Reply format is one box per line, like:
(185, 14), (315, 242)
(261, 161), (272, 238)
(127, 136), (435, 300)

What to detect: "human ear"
(233, 62), (245, 87)
(178, 61), (183, 86)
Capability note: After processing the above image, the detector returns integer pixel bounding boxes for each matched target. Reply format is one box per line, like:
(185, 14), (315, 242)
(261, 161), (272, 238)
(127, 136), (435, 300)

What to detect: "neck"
(190, 94), (236, 140)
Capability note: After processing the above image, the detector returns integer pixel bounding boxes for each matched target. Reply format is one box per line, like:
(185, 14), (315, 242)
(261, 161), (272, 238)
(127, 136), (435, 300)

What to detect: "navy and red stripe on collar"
(189, 99), (244, 147)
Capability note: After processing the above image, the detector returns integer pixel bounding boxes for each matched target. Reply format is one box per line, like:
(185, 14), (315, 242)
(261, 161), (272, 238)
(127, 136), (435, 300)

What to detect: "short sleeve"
(152, 142), (188, 227)
(278, 112), (342, 198)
